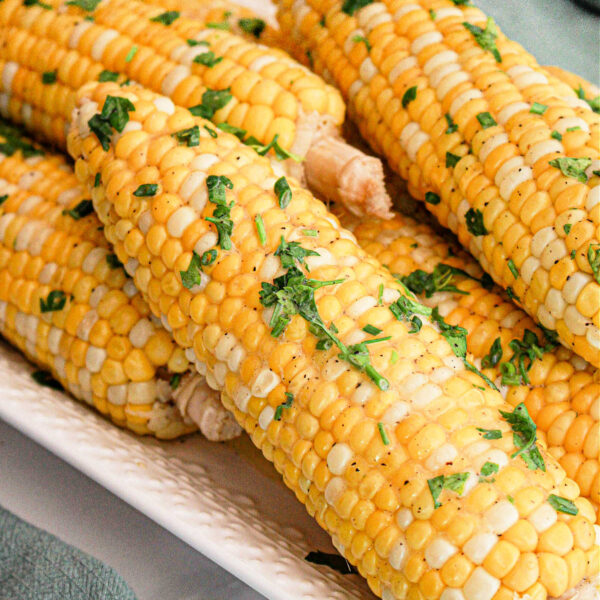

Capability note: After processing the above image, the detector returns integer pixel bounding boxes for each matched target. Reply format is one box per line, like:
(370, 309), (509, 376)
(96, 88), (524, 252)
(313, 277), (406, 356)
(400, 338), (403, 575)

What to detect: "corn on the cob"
(0, 0), (391, 218)
(0, 120), (240, 441)
(65, 80), (598, 600)
(543, 66), (600, 110)
(337, 207), (600, 521)
(276, 0), (600, 367)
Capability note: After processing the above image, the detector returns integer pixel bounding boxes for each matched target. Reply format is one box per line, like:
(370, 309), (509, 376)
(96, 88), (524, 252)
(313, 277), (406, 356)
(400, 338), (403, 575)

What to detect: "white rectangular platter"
(0, 340), (375, 600)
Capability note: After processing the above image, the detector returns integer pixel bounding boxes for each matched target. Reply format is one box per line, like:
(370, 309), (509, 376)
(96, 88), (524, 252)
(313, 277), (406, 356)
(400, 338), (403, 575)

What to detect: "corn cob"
(543, 66), (600, 115)
(336, 207), (600, 521)
(0, 120), (240, 441)
(0, 0), (391, 218)
(65, 80), (598, 600)
(276, 0), (600, 367)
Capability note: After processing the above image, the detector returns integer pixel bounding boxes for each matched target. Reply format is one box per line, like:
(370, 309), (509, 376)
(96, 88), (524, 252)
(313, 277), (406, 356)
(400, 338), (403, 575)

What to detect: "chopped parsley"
(203, 125), (217, 138)
(238, 18), (266, 38)
(172, 125), (200, 147)
(341, 0), (372, 16)
(205, 175), (234, 250)
(274, 176), (292, 209)
(587, 243), (600, 284)
(463, 17), (501, 62)
(479, 461), (498, 482)
(390, 349), (398, 364)
(201, 249), (217, 266)
(98, 70), (119, 82)
(194, 51), (223, 68)
(476, 112), (497, 129)
(566, 126), (581, 132)
(563, 223), (572, 235)
(477, 427), (502, 440)
(150, 10), (179, 25)
(529, 102), (547, 115)
(189, 88), (232, 119)
(500, 402), (545, 471)
(180, 251), (203, 288)
(88, 95), (135, 151)
(402, 86), (417, 108)
(401, 263), (492, 299)
(507, 259), (518, 279)
(378, 283), (384, 306)
(446, 152), (461, 168)
(389, 291), (432, 334)
(352, 35), (371, 51)
(243, 133), (302, 162)
(500, 328), (557, 386)
(40, 290), (67, 313)
(548, 157), (592, 183)
(42, 70), (57, 84)
(32, 369), (62, 390)
(106, 254), (122, 269)
(428, 473), (470, 508)
(506, 286), (519, 301)
(125, 46), (138, 63)
(548, 494), (578, 516)
(0, 195), (8, 206)
(378, 422), (390, 445)
(445, 113), (458, 134)
(255, 214), (266, 245)
(303, 229), (318, 237)
(65, 0), (101, 9)
(217, 123), (246, 139)
(571, 249), (576, 260)
(169, 373), (181, 390)
(63, 199), (93, 220)
(481, 337), (502, 368)
(551, 130), (562, 141)
(363, 324), (382, 335)
(429, 9), (436, 19)
(0, 121), (43, 158)
(207, 20), (231, 31)
(575, 85), (600, 114)
(186, 39), (210, 47)
(133, 183), (158, 197)
(465, 208), (488, 236)
(425, 192), (440, 205)
(23, 0), (51, 8)
(274, 392), (294, 421)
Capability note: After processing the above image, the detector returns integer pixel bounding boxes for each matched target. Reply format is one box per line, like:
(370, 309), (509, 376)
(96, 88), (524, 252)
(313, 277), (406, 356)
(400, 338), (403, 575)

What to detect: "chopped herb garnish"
(378, 283), (384, 306)
(587, 243), (600, 284)
(390, 349), (398, 364)
(255, 214), (267, 245)
(238, 17), (266, 37)
(563, 223), (572, 235)
(425, 192), (440, 205)
(402, 86), (418, 108)
(66, 0), (101, 9)
(243, 133), (303, 162)
(98, 70), (119, 82)
(378, 422), (390, 445)
(274, 392), (294, 421)
(150, 10), (180, 25)
(63, 199), (93, 220)
(429, 8), (436, 19)
(88, 95), (135, 151)
(186, 39), (210, 47)
(172, 125), (200, 147)
(206, 20), (230, 30)
(480, 461), (498, 477)
(201, 249), (217, 266)
(428, 473), (469, 508)
(319, 16), (325, 26)
(477, 427), (502, 440)
(217, 122), (246, 139)
(463, 17), (501, 62)
(548, 157), (592, 183)
(465, 208), (488, 236)
(341, 0), (372, 16)
(566, 126), (581, 132)
(476, 112), (497, 129)
(0, 122), (43, 158)
(548, 494), (578, 516)
(194, 51), (223, 68)
(500, 402), (545, 471)
(42, 70), (57, 84)
(203, 125), (217, 138)
(23, 0), (51, 8)
(551, 130), (562, 141)
(106, 254), (122, 269)
(571, 249), (576, 260)
(500, 328), (557, 386)
(205, 175), (234, 250)
(530, 102), (547, 115)
(352, 34), (371, 51)
(0, 195), (8, 206)
(389, 290), (432, 334)
(303, 229), (318, 237)
(445, 113), (458, 134)
(133, 183), (158, 197)
(482, 337), (502, 368)
(40, 290), (67, 313)
(305, 551), (357, 575)
(446, 152), (461, 168)
(32, 369), (62, 390)
(189, 88), (232, 119)
(450, 0), (471, 4)
(575, 85), (600, 114)
(170, 373), (181, 390)
(180, 251), (203, 288)
(401, 263), (490, 298)
(125, 45), (138, 62)
(274, 176), (292, 209)
(507, 259), (518, 279)
(363, 324), (382, 335)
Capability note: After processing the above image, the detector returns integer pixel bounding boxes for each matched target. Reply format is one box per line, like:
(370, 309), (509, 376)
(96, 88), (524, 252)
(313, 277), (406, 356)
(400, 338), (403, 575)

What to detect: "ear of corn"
(338, 207), (600, 522)
(0, 120), (240, 441)
(543, 66), (600, 111)
(276, 0), (600, 367)
(66, 80), (598, 600)
(0, 0), (391, 217)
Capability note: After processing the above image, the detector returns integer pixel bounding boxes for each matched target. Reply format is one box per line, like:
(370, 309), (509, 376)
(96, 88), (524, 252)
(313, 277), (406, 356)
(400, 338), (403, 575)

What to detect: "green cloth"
(0, 505), (137, 600)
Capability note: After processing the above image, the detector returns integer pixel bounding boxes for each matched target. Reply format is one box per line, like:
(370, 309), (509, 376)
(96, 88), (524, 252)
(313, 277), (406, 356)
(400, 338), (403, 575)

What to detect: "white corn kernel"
(528, 502), (557, 532)
(412, 383), (442, 407)
(388, 56), (418, 84)
(327, 443), (353, 476)
(128, 381), (156, 404)
(382, 401), (410, 424)
(463, 533), (498, 564)
(423, 50), (459, 76)
(564, 305), (589, 336)
(85, 346), (106, 373)
(167, 206), (197, 238)
(441, 590), (465, 600)
(531, 226), (556, 258)
(91, 29), (119, 61)
(346, 296), (377, 319)
(107, 384), (127, 406)
(425, 538), (457, 569)
(463, 567), (500, 600)
(389, 534), (408, 570)
(251, 369), (279, 398)
(129, 319), (154, 348)
(426, 443), (457, 471)
(161, 65), (190, 96)
(324, 476), (346, 505)
(429, 62), (461, 89)
(396, 507), (413, 529)
(479, 133), (509, 163)
(484, 500), (519, 534)
(258, 405), (275, 431)
(562, 272), (592, 304)
(411, 31), (443, 54)
(234, 385), (251, 412)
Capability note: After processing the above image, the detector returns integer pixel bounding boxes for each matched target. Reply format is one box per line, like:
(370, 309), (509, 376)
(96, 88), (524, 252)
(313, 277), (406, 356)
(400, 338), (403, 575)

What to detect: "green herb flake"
(548, 494), (578, 516)
(172, 125), (200, 147)
(563, 223), (572, 235)
(201, 249), (217, 266)
(571, 249), (576, 260)
(189, 88), (232, 119)
(23, 0), (51, 8)
(480, 461), (499, 478)
(378, 283), (384, 305)
(506, 286), (519, 302)
(255, 214), (267, 246)
(363, 324), (382, 335)
(587, 243), (600, 284)
(500, 402), (546, 471)
(425, 191), (440, 205)
(203, 125), (217, 138)
(477, 427), (502, 440)
(63, 199), (93, 220)
(106, 254), (122, 269)
(566, 126), (582, 132)
(429, 8), (436, 19)
(40, 290), (67, 313)
(402, 86), (417, 108)
(378, 422), (390, 446)
(186, 39), (210, 47)
(205, 175), (235, 250)
(98, 70), (119, 83)
(303, 229), (318, 237)
(150, 10), (180, 25)
(551, 130), (563, 141)
(88, 95), (135, 150)
(482, 337), (503, 368)
(180, 251), (203, 289)
(238, 17), (266, 38)
(390, 349), (398, 364)
(548, 157), (592, 183)
(243, 133), (302, 162)
(529, 102), (548, 115)
(445, 113), (458, 134)
(217, 122), (246, 139)
(352, 34), (371, 51)
(500, 328), (557, 386)
(194, 51), (223, 68)
(341, 0), (373, 16)
(125, 45), (138, 63)
(428, 472), (470, 508)
(463, 17), (501, 62)
(401, 263), (487, 299)
(32, 369), (62, 390)
(274, 176), (292, 209)
(465, 208), (488, 236)
(42, 70), (57, 85)
(507, 259), (518, 279)
(450, 0), (471, 4)
(389, 290), (432, 334)
(206, 20), (230, 30)
(169, 373), (181, 390)
(446, 152), (461, 168)
(274, 392), (294, 421)
(476, 111), (497, 129)
(133, 183), (158, 197)
(575, 85), (600, 114)
(0, 194), (8, 206)
(65, 0), (101, 9)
